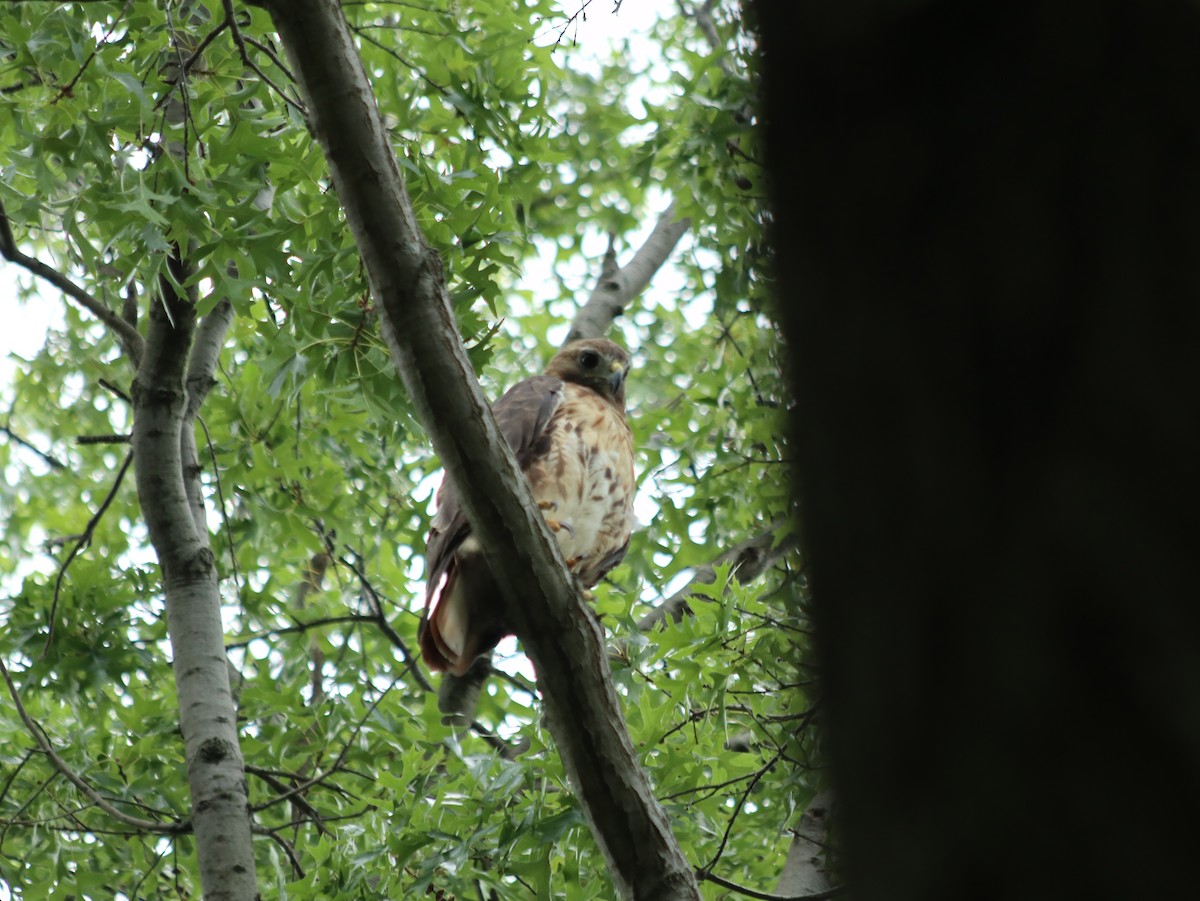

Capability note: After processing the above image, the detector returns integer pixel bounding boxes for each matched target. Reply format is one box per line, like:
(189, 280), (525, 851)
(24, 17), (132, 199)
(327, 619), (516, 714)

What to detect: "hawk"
(419, 338), (636, 676)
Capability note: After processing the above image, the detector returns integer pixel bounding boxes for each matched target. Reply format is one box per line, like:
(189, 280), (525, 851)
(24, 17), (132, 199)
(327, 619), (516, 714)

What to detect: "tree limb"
(250, 1), (701, 897)
(0, 423), (66, 469)
(0, 657), (182, 835)
(130, 249), (258, 898)
(0, 198), (144, 361)
(565, 202), (691, 343)
(773, 791), (835, 898)
(44, 451), (134, 654)
(181, 298), (235, 541)
(696, 868), (846, 901)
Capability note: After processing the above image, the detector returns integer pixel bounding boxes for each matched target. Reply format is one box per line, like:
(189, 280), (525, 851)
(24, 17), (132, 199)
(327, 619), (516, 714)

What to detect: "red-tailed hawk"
(419, 338), (636, 675)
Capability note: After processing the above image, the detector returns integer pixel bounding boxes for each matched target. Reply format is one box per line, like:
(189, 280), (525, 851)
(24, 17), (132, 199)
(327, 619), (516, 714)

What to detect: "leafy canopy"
(0, 1), (812, 897)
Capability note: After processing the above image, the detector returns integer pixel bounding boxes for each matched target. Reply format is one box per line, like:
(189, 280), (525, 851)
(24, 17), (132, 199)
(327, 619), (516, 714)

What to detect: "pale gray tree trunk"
(124, 12), (261, 895)
(131, 270), (255, 900)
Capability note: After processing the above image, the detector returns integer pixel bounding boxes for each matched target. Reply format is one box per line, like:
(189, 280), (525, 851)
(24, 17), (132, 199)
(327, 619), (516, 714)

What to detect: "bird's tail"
(419, 567), (476, 675)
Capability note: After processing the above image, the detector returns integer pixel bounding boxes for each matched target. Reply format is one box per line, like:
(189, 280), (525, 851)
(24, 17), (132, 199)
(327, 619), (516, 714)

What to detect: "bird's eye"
(579, 350), (600, 370)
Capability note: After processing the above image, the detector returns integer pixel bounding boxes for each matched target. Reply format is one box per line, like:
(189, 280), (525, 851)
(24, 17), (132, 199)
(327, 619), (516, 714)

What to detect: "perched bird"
(419, 338), (637, 675)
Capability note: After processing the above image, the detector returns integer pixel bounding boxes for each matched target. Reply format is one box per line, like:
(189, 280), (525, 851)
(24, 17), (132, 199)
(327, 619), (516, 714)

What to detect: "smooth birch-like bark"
(774, 792), (834, 897)
(132, 268), (256, 901)
(565, 203), (691, 343)
(248, 1), (700, 897)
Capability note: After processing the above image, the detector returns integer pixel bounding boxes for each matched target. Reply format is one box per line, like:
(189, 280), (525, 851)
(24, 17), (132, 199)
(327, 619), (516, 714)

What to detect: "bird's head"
(546, 338), (631, 407)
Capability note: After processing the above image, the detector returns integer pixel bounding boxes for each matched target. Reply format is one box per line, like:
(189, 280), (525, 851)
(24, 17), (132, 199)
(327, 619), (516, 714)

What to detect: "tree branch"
(131, 248), (258, 897)
(696, 868), (846, 901)
(0, 423), (66, 469)
(773, 791), (835, 898)
(0, 198), (144, 361)
(44, 451), (134, 654)
(181, 297), (235, 541)
(250, 1), (701, 897)
(0, 657), (182, 834)
(565, 202), (691, 343)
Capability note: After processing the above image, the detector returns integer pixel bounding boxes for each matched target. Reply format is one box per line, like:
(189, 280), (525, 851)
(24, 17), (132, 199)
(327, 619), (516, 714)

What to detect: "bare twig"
(335, 551), (433, 691)
(252, 823), (306, 877)
(701, 747), (783, 874)
(0, 199), (145, 360)
(52, 0), (136, 103)
(245, 765), (333, 837)
(0, 423), (66, 469)
(223, 0), (309, 117)
(224, 613), (377, 651)
(198, 414), (242, 600)
(695, 870), (846, 901)
(43, 452), (134, 654)
(348, 24), (448, 96)
(251, 676), (397, 814)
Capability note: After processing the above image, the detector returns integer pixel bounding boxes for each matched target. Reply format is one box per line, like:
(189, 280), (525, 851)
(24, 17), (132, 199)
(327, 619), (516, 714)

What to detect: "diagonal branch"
(43, 452), (134, 654)
(250, 1), (701, 897)
(565, 202), (692, 343)
(695, 870), (846, 901)
(0, 657), (183, 834)
(0, 423), (66, 470)
(0, 199), (144, 361)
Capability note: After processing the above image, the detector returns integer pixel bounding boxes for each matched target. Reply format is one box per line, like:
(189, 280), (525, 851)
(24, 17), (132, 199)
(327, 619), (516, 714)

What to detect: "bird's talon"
(546, 518), (575, 538)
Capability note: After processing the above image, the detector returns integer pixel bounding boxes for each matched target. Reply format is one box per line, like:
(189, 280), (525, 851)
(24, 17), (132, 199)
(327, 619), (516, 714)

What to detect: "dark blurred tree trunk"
(754, 2), (1200, 899)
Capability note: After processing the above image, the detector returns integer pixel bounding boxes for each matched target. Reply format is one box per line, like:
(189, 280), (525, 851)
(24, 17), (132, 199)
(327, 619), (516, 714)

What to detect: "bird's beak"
(609, 361), (626, 394)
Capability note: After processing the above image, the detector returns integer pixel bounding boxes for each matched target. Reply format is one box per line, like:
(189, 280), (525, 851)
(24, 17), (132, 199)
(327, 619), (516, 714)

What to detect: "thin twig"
(150, 16), (228, 113)
(0, 424), (66, 469)
(224, 614), (376, 651)
(0, 657), (183, 834)
(197, 415), (242, 600)
(636, 520), (796, 632)
(695, 869), (846, 901)
(701, 747), (783, 874)
(224, 0), (308, 117)
(0, 199), (144, 359)
(98, 379), (132, 403)
(252, 823), (306, 877)
(43, 452), (134, 655)
(52, 0), (137, 103)
(245, 765), (332, 837)
(349, 24), (449, 96)
(251, 676), (398, 813)
(338, 552), (434, 692)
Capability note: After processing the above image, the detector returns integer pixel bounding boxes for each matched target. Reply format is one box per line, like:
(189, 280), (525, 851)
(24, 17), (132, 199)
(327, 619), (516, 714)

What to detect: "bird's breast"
(525, 392), (635, 581)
